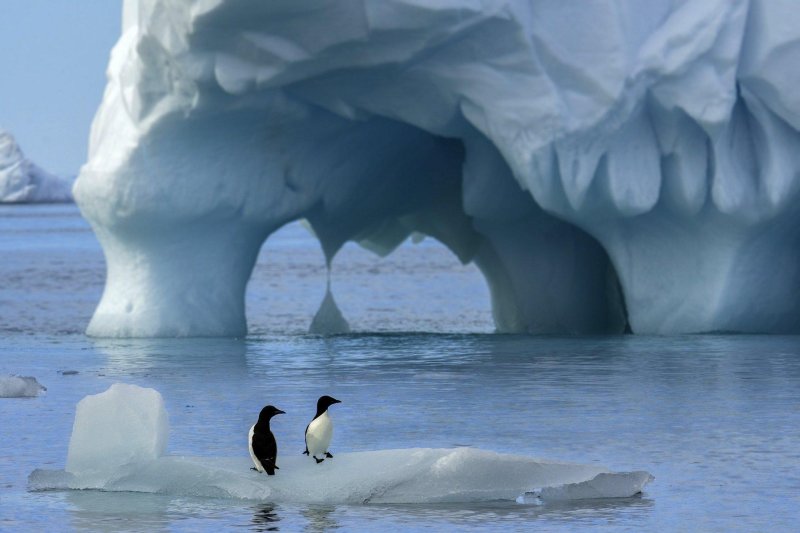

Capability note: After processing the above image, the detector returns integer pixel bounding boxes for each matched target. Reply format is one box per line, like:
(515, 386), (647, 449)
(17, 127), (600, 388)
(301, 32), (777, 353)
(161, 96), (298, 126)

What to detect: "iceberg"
(0, 130), (72, 203)
(75, 0), (800, 336)
(29, 384), (653, 504)
(0, 375), (46, 398)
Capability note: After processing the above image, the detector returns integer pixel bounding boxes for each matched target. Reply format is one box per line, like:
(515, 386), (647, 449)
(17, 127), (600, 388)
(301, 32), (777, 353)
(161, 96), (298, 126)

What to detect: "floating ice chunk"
(30, 384), (653, 504)
(531, 471), (654, 502)
(0, 375), (46, 398)
(65, 384), (168, 480)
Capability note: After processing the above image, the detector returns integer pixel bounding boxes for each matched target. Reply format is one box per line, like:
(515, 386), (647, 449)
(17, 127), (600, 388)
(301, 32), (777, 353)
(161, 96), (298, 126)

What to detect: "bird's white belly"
(306, 412), (333, 457)
(248, 425), (264, 472)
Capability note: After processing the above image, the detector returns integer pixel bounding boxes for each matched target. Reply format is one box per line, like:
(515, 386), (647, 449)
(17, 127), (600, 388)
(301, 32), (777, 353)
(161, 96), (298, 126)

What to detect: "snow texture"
(0, 375), (46, 398)
(75, 0), (800, 336)
(0, 130), (72, 203)
(29, 384), (653, 503)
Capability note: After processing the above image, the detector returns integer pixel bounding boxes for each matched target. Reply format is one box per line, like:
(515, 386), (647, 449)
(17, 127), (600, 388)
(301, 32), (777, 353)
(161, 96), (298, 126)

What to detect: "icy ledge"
(29, 384), (652, 504)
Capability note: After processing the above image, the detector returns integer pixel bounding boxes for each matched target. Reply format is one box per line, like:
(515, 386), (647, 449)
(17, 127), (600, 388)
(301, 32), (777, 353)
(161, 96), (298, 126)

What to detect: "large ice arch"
(75, 0), (800, 337)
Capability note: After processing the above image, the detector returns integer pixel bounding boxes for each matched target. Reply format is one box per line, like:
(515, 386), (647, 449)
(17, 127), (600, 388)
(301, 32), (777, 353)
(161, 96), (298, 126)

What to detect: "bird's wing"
(252, 431), (277, 466)
(303, 422), (310, 454)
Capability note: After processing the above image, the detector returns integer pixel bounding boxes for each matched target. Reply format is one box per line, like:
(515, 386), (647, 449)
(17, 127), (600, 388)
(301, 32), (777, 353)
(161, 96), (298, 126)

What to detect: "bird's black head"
(258, 405), (285, 423)
(316, 395), (341, 415)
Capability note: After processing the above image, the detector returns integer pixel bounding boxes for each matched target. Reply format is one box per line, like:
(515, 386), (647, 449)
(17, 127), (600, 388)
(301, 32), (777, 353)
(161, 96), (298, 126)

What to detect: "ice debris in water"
(0, 375), (46, 398)
(29, 384), (653, 503)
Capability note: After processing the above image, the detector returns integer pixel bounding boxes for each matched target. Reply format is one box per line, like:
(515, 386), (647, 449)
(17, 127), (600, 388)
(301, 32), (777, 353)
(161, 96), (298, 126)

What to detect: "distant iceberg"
(29, 384), (653, 503)
(0, 375), (46, 398)
(0, 129), (73, 203)
(75, 0), (800, 336)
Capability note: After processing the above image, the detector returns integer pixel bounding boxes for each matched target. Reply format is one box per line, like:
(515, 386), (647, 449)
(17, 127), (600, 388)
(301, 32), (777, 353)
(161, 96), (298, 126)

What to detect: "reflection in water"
(251, 503), (281, 531)
(535, 494), (655, 520)
(362, 496), (654, 528)
(66, 491), (170, 533)
(91, 337), (250, 378)
(302, 505), (338, 532)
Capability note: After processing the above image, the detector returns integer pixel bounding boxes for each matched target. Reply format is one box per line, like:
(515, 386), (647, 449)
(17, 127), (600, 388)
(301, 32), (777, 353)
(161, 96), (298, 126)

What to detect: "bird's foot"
(250, 467), (258, 471)
(314, 456), (324, 464)
(303, 450), (309, 455)
(325, 452), (333, 459)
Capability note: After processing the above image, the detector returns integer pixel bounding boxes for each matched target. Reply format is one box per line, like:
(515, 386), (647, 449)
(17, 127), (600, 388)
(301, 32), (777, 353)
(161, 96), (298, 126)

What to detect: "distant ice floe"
(0, 129), (73, 203)
(29, 384), (653, 504)
(0, 375), (46, 398)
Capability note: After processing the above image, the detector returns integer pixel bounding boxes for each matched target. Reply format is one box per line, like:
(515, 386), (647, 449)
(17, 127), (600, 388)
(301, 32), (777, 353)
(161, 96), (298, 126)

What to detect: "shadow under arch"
(243, 126), (629, 337)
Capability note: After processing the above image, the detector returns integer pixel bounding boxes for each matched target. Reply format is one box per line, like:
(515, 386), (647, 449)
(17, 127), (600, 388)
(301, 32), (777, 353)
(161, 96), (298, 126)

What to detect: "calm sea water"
(2, 204), (800, 531)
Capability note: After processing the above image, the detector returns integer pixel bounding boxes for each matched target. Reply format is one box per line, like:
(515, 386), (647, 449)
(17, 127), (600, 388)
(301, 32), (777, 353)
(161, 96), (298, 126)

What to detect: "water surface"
(1, 205), (799, 531)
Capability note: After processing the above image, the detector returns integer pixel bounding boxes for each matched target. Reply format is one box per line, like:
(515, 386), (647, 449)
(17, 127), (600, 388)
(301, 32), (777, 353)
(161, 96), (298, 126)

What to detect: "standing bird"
(303, 395), (341, 463)
(249, 405), (285, 475)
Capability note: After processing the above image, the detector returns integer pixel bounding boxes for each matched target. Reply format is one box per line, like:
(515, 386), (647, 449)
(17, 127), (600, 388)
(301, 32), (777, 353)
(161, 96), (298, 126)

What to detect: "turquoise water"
(2, 205), (800, 531)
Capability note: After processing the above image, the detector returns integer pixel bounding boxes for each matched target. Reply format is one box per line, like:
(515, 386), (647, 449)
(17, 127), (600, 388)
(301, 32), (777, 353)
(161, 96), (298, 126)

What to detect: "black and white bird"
(303, 395), (341, 463)
(249, 405), (285, 475)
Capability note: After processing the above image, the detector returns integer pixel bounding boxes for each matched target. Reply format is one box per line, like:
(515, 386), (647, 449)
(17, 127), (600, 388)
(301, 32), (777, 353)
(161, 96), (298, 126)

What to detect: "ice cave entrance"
(246, 221), (493, 335)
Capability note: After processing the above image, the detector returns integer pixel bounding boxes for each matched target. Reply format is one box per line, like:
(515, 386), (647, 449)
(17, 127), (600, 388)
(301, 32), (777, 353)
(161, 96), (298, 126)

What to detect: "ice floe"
(29, 384), (652, 504)
(0, 375), (46, 398)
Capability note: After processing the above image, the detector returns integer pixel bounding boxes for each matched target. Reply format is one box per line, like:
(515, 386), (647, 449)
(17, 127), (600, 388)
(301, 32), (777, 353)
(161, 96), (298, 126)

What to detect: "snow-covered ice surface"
(0, 130), (72, 203)
(0, 375), (46, 397)
(76, 0), (800, 337)
(30, 384), (652, 503)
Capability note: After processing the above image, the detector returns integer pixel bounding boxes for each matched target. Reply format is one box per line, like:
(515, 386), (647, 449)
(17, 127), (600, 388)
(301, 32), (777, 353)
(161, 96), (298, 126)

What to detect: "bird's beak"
(276, 409), (286, 415)
(332, 399), (342, 404)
